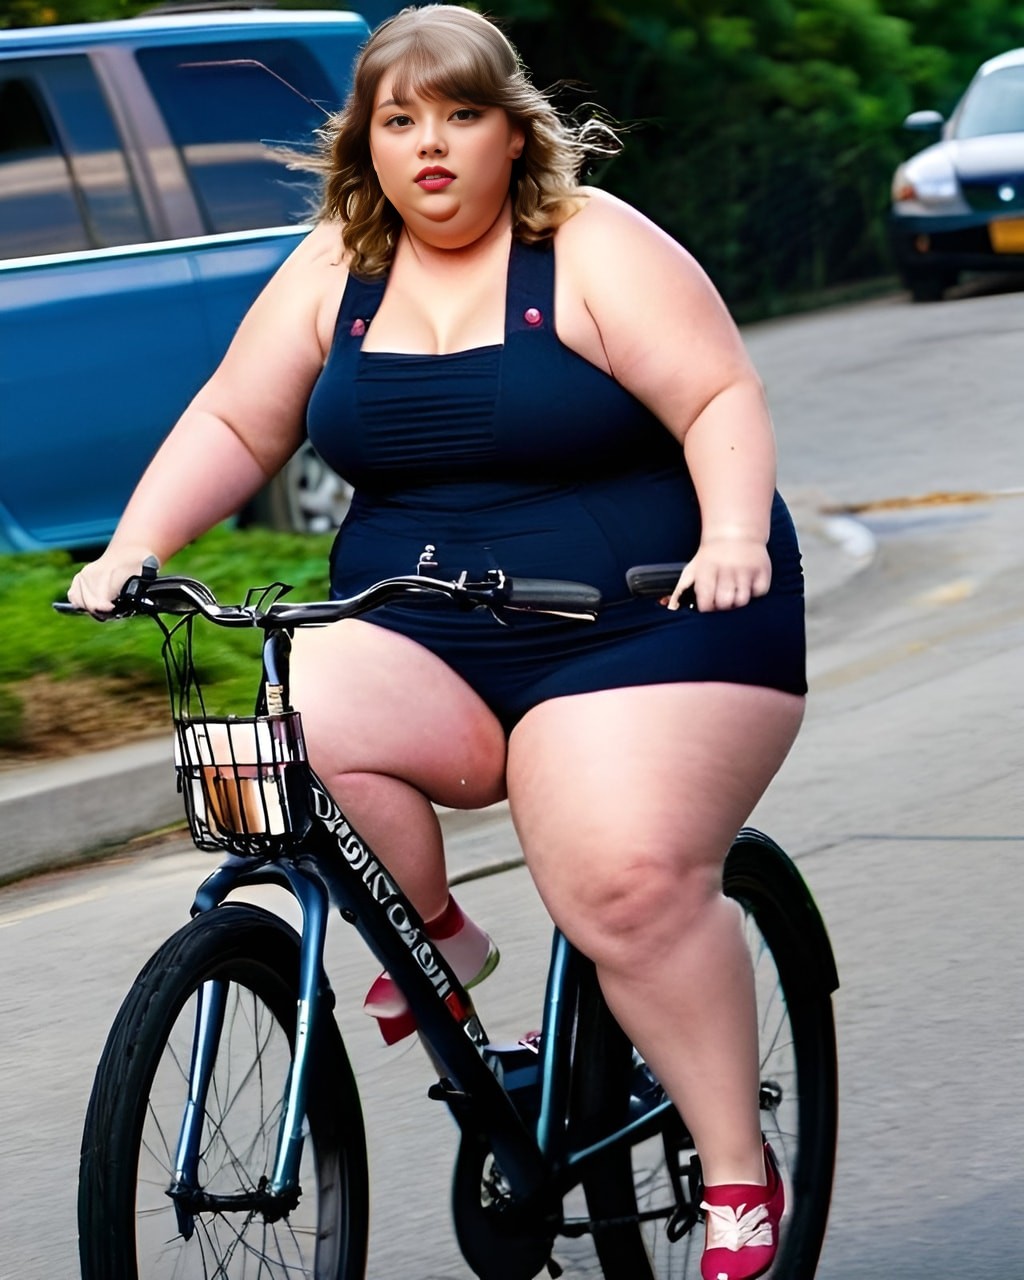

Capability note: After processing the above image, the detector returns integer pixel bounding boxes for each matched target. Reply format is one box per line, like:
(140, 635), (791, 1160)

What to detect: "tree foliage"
(489, 0), (1024, 310)
(0, 0), (139, 28)
(3, 0), (1024, 311)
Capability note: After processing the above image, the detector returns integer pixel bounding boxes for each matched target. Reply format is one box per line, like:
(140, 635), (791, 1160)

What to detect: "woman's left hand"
(665, 537), (772, 612)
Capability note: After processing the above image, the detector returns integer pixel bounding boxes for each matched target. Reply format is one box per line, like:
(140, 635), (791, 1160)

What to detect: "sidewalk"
(0, 494), (874, 884)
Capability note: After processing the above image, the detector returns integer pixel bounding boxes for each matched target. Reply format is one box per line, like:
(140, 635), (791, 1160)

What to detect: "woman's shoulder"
(277, 219), (350, 294)
(557, 186), (670, 241)
(555, 187), (700, 275)
(241, 219), (352, 355)
(289, 218), (350, 271)
(551, 188), (741, 376)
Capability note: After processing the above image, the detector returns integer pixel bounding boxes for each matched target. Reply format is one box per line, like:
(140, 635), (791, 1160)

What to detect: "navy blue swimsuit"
(307, 237), (806, 732)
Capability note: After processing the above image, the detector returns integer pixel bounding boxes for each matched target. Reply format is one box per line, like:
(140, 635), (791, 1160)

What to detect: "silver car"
(889, 47), (1024, 301)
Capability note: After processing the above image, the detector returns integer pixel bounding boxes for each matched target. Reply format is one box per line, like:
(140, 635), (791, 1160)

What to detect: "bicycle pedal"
(666, 1203), (700, 1242)
(427, 1077), (468, 1103)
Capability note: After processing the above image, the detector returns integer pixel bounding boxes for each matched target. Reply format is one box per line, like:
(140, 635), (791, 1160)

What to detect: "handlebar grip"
(625, 563), (687, 597)
(53, 556), (162, 619)
(505, 577), (602, 611)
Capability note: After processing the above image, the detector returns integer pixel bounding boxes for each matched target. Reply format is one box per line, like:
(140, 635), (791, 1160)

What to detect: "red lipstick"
(415, 166), (455, 190)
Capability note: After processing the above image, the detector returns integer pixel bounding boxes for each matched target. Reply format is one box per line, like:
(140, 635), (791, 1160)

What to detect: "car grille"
(960, 175), (1024, 213)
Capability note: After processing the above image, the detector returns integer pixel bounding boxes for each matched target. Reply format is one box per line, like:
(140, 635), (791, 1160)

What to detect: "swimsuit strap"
(505, 238), (556, 337)
(337, 268), (386, 340)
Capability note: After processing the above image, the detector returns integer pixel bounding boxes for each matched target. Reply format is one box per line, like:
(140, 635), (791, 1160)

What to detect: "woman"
(68, 7), (805, 1278)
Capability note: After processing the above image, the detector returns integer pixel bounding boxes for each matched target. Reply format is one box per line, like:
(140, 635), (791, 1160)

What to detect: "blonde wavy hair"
(312, 4), (619, 277)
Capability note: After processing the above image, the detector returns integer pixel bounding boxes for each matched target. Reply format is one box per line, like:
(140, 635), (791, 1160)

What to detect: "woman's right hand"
(67, 547), (159, 618)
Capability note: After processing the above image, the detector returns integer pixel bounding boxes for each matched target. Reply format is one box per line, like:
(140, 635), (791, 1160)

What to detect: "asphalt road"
(1, 281), (1021, 1279)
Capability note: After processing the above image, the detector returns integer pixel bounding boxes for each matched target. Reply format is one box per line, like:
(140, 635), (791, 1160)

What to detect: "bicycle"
(59, 557), (839, 1280)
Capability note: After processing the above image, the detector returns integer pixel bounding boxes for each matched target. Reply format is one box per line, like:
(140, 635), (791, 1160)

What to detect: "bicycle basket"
(161, 605), (312, 857)
(174, 713), (312, 856)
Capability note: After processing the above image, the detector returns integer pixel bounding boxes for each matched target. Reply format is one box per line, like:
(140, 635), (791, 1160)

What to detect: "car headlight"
(911, 173), (959, 200)
(892, 158), (960, 204)
(892, 165), (916, 202)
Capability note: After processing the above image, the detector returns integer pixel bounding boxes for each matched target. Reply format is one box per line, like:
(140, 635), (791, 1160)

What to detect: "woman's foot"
(363, 896), (499, 1044)
(700, 1142), (784, 1280)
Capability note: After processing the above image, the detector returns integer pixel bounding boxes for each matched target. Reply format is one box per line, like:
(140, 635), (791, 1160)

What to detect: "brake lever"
(114, 555), (162, 614)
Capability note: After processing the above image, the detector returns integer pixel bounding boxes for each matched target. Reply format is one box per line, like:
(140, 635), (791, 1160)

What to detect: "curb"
(0, 738), (179, 884)
(0, 503), (876, 884)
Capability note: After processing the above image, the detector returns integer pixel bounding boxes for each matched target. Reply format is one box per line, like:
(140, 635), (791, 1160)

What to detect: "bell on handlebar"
(416, 544), (439, 576)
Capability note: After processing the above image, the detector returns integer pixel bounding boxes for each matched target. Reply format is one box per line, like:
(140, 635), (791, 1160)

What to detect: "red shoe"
(363, 896), (499, 1044)
(700, 1142), (784, 1280)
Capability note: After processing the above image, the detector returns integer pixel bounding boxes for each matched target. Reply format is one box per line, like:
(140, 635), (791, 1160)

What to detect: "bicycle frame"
(168, 621), (677, 1223)
(176, 787), (678, 1213)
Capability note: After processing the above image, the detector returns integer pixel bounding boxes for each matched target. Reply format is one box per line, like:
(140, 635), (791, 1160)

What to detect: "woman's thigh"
(505, 682), (804, 954)
(289, 618), (508, 809)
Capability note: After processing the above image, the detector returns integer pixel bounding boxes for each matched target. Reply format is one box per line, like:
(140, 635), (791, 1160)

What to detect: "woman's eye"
(385, 114), (413, 128)
(452, 108), (481, 121)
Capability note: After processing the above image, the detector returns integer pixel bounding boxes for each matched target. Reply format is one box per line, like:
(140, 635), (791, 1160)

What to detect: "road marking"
(812, 599), (1023, 690)
(823, 487), (1024, 514)
(450, 855), (526, 886)
(915, 578), (976, 606)
(0, 887), (107, 930)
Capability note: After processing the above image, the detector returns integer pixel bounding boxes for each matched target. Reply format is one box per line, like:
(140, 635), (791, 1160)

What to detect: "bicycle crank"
(452, 1131), (561, 1280)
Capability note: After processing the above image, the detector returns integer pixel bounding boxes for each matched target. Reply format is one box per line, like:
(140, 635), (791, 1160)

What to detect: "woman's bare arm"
(556, 190), (777, 612)
(69, 222), (346, 612)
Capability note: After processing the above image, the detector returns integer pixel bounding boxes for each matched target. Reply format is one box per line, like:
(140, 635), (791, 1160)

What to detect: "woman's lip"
(416, 173), (455, 191)
(415, 166), (454, 180)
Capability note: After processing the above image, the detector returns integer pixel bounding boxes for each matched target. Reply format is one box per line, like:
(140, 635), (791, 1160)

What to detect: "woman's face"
(368, 73), (525, 248)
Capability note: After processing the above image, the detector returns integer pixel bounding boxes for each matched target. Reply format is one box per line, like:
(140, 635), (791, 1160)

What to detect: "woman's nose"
(417, 125), (448, 157)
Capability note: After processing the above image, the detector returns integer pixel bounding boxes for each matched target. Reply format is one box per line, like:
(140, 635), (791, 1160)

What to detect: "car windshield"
(955, 64), (1024, 139)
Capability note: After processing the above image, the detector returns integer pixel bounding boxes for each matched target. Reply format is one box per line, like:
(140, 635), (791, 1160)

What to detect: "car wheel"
(241, 443), (352, 534)
(907, 270), (956, 303)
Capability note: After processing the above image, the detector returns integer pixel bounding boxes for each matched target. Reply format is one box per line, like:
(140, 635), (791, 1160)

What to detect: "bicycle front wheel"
(79, 902), (368, 1280)
(573, 830), (838, 1280)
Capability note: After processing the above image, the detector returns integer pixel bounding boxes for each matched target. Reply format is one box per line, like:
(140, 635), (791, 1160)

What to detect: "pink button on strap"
(523, 307), (543, 327)
(350, 318), (366, 337)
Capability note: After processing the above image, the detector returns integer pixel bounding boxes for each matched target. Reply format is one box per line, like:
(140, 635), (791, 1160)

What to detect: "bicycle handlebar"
(54, 565), (606, 627)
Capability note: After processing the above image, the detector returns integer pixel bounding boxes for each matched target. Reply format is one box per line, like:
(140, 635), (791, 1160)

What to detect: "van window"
(0, 57), (149, 260)
(137, 39), (331, 233)
(43, 55), (150, 248)
(0, 76), (91, 258)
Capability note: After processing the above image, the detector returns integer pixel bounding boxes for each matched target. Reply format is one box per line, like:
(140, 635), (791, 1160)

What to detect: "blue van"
(0, 10), (370, 552)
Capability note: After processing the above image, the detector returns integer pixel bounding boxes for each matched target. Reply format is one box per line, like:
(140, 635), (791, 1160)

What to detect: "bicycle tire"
(78, 902), (369, 1280)
(571, 830), (838, 1280)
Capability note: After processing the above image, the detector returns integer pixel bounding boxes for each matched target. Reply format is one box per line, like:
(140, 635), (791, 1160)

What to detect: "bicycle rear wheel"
(572, 830), (838, 1279)
(79, 902), (368, 1280)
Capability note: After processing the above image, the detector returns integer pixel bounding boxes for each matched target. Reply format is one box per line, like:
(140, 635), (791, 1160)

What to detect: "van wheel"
(241, 443), (352, 534)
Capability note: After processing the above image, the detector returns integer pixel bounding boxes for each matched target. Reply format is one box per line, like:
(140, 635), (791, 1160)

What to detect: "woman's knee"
(546, 849), (722, 971)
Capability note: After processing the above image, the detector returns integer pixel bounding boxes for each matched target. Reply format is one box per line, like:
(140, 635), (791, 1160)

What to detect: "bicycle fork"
(169, 863), (330, 1230)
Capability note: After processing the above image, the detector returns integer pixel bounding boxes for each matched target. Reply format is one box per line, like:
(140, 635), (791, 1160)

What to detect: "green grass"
(0, 525), (334, 746)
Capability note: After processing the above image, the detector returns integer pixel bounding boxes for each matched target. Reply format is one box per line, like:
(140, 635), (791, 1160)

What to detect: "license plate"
(990, 217), (1024, 252)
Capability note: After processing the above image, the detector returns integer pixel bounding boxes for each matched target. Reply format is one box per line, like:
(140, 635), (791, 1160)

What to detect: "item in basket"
(183, 720), (289, 837)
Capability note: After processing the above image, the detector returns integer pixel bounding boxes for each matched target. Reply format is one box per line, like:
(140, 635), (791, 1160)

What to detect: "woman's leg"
(506, 681), (804, 1187)
(290, 619), (507, 919)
